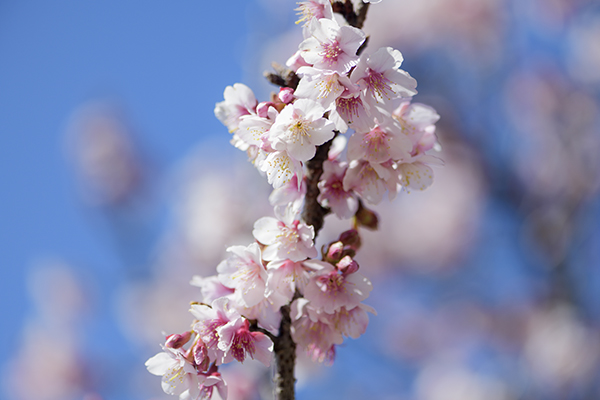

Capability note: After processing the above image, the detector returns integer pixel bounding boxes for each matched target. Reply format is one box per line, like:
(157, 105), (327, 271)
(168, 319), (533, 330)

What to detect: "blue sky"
(0, 0), (273, 367)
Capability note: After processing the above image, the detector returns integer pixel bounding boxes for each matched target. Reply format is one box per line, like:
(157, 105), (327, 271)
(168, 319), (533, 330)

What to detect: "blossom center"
(365, 70), (394, 101)
(321, 41), (343, 66)
(289, 118), (311, 144)
(336, 96), (363, 123)
(363, 127), (390, 157)
(231, 326), (256, 362)
(318, 271), (345, 295)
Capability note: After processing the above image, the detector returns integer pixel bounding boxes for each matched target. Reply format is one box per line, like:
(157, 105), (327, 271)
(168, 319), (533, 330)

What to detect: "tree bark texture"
(273, 304), (296, 400)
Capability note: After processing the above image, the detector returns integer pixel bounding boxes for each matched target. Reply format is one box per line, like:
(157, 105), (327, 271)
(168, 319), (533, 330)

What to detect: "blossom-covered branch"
(146, 1), (442, 399)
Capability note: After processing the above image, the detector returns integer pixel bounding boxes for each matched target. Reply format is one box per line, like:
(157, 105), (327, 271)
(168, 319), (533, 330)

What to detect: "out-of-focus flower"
(4, 262), (93, 400)
(523, 305), (599, 391)
(66, 102), (146, 207)
(415, 359), (513, 400)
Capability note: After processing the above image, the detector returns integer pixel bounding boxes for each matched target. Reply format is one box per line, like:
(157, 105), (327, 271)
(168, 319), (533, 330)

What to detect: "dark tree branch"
(273, 304), (296, 400)
(270, 2), (373, 398)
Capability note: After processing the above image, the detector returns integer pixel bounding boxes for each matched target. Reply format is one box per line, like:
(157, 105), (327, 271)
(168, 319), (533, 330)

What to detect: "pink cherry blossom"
(286, 49), (311, 72)
(352, 47), (417, 109)
(269, 174), (306, 215)
(252, 210), (318, 262)
(392, 101), (440, 153)
(190, 275), (235, 304)
(294, 67), (353, 110)
(260, 150), (304, 189)
(145, 346), (202, 399)
(214, 83), (258, 133)
(190, 298), (240, 363)
(343, 159), (390, 204)
(333, 303), (377, 339)
(269, 99), (335, 162)
(290, 298), (343, 365)
(265, 259), (310, 304)
(197, 365), (228, 400)
(303, 260), (373, 314)
(397, 160), (435, 191)
(299, 18), (365, 74)
(233, 296), (283, 335)
(295, 0), (334, 28)
(217, 243), (267, 308)
(217, 318), (274, 366)
(317, 159), (359, 219)
(329, 90), (372, 133)
(347, 118), (412, 164)
(236, 111), (276, 149)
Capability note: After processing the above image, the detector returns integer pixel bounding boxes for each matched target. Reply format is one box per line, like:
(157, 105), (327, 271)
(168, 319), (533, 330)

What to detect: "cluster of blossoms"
(147, 1), (441, 399)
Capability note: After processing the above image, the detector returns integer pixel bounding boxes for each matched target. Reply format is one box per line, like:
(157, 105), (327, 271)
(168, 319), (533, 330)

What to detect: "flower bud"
(278, 87), (295, 104)
(354, 202), (379, 230)
(337, 255), (359, 275)
(256, 101), (273, 118)
(338, 229), (361, 250)
(324, 241), (344, 263)
(193, 339), (210, 372)
(165, 331), (192, 349)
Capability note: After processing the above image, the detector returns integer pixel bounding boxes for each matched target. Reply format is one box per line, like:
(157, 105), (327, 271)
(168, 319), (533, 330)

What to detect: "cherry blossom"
(317, 159), (359, 219)
(294, 67), (353, 110)
(217, 318), (274, 366)
(352, 47), (417, 109)
(252, 209), (318, 262)
(343, 159), (391, 205)
(329, 90), (372, 133)
(303, 260), (373, 314)
(333, 303), (376, 339)
(217, 243), (267, 308)
(269, 99), (335, 162)
(347, 117), (413, 164)
(260, 150), (304, 189)
(214, 83), (257, 133)
(397, 160), (435, 191)
(190, 275), (235, 304)
(197, 365), (228, 400)
(299, 18), (365, 74)
(145, 346), (202, 399)
(295, 0), (334, 28)
(269, 174), (306, 215)
(190, 298), (240, 363)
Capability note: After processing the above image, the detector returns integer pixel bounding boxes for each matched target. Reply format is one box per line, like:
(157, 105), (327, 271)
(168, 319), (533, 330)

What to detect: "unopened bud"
(325, 241), (344, 263)
(193, 340), (210, 372)
(337, 255), (359, 275)
(165, 331), (192, 349)
(278, 87), (295, 104)
(355, 202), (379, 230)
(338, 229), (361, 250)
(256, 101), (273, 118)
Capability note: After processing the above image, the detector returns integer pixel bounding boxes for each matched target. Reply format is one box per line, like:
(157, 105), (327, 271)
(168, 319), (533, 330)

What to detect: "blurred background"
(1, 0), (600, 399)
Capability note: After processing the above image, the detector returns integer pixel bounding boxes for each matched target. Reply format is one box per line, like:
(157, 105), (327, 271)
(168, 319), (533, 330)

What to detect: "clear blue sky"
(0, 0), (287, 370)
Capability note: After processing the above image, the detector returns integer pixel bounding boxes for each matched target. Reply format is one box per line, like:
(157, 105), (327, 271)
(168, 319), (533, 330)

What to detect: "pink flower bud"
(336, 255), (359, 275)
(338, 229), (361, 250)
(256, 101), (273, 118)
(193, 340), (210, 372)
(165, 331), (192, 349)
(278, 87), (295, 104)
(325, 241), (344, 263)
